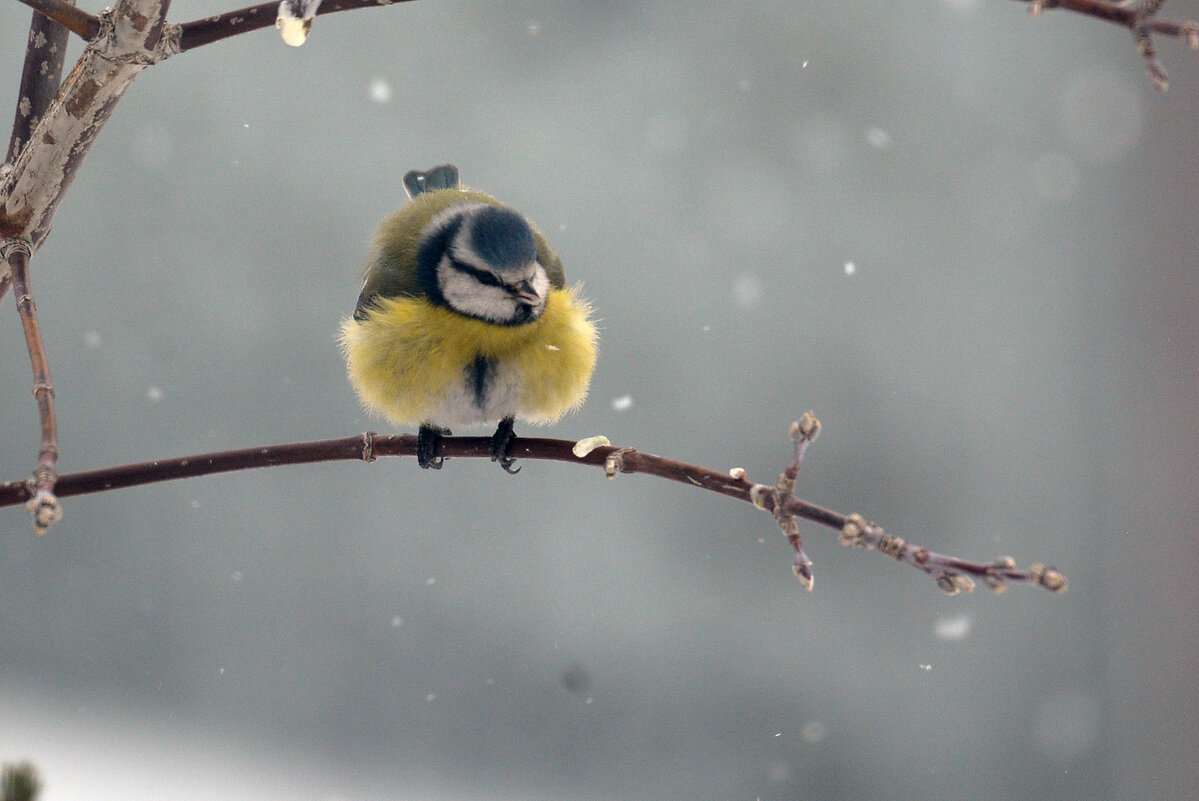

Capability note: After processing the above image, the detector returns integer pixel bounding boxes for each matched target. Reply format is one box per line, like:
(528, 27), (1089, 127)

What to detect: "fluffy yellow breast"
(339, 286), (597, 427)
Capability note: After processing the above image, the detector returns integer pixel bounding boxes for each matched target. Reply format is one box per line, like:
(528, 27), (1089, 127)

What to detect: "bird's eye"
(449, 256), (505, 289)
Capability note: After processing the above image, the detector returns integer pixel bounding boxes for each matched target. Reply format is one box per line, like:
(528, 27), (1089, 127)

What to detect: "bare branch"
(178, 0), (423, 52)
(2, 237), (62, 534)
(765, 413), (821, 590)
(10, 0), (100, 41)
(1015, 0), (1136, 27)
(6, 4), (75, 165)
(1144, 17), (1199, 46)
(1011, 0), (1199, 89)
(0, 427), (1067, 595)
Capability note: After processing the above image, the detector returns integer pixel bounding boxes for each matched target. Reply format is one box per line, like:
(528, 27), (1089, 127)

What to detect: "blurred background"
(1, 1), (1196, 799)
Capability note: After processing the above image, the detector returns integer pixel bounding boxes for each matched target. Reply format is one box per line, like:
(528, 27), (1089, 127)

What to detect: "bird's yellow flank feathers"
(339, 286), (596, 427)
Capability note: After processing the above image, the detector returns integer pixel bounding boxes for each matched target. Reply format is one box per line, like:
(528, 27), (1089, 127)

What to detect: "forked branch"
(1013, 0), (1199, 89)
(11, 0), (424, 52)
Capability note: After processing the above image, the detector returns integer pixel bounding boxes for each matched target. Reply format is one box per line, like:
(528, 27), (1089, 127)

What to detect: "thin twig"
(1018, 0), (1136, 25)
(762, 412), (821, 590)
(0, 428), (1067, 595)
(10, 0), (99, 41)
(1011, 0), (1199, 90)
(1, 237), (62, 535)
(178, 0), (422, 51)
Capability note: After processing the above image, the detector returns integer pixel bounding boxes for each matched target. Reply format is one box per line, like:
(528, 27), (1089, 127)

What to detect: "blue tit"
(339, 165), (598, 472)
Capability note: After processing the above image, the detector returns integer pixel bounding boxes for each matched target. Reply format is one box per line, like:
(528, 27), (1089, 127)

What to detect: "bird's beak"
(511, 280), (541, 305)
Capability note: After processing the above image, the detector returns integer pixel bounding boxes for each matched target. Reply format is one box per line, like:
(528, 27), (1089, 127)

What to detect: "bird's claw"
(416, 425), (451, 469)
(490, 418), (521, 474)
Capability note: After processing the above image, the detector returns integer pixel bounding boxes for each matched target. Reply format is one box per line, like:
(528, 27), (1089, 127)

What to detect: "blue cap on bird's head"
(462, 205), (537, 272)
(413, 201), (552, 326)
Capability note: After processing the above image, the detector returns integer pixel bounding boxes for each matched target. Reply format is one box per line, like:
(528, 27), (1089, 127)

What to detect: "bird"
(339, 165), (597, 472)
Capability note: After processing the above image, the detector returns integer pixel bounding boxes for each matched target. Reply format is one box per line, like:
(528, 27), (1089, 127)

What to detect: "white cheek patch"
(531, 264), (550, 300)
(438, 259), (475, 306)
(438, 256), (520, 323)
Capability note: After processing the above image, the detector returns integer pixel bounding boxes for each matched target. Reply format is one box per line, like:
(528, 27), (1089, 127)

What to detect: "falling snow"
(732, 274), (763, 308)
(368, 78), (393, 104)
(934, 613), (972, 641)
(865, 127), (891, 149)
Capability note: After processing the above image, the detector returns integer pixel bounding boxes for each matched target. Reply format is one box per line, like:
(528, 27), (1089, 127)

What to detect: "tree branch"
(1016, 0), (1136, 26)
(10, 0), (99, 41)
(2, 237), (62, 534)
(0, 426), (1068, 596)
(1011, 0), (1199, 90)
(177, 0), (422, 52)
(6, 2), (77, 165)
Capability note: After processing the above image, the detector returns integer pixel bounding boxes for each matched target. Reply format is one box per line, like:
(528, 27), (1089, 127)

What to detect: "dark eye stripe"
(450, 257), (503, 287)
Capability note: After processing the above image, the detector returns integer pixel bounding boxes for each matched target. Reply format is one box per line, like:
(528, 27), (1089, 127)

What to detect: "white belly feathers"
(421, 355), (527, 429)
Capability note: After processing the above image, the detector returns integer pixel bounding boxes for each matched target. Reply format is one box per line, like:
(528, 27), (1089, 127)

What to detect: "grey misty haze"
(1, 1), (1197, 800)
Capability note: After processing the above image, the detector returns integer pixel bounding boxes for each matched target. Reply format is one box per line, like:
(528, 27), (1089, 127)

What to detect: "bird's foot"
(490, 418), (520, 474)
(416, 424), (451, 469)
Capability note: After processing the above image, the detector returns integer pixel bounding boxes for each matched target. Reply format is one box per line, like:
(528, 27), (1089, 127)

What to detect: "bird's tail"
(403, 164), (460, 198)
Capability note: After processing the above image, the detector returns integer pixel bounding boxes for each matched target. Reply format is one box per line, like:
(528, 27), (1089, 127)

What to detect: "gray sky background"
(1, 1), (1197, 799)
